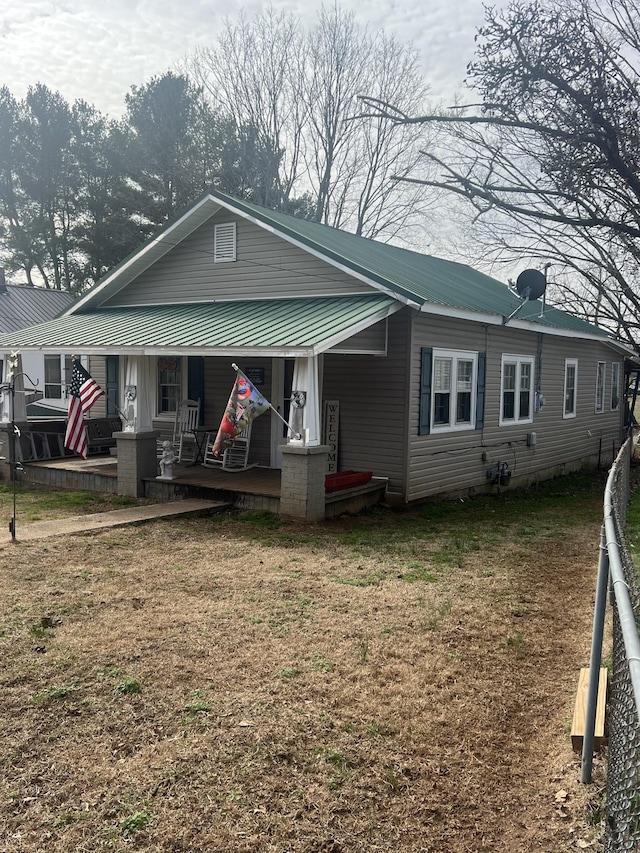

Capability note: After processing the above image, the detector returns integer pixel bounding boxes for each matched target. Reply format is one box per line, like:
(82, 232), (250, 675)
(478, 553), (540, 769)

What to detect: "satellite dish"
(516, 269), (547, 301)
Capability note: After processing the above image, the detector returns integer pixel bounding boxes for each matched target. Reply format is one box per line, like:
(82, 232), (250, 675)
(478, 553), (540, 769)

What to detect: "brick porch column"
(114, 430), (158, 497)
(279, 443), (329, 522)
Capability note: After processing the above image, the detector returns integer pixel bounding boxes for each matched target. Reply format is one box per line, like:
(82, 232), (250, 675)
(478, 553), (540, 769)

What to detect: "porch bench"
(86, 417), (122, 453)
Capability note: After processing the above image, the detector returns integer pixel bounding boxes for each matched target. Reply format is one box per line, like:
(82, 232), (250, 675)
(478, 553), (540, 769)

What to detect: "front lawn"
(0, 474), (608, 851)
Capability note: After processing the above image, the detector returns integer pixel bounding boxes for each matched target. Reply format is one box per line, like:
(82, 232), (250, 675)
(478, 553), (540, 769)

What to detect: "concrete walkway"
(0, 499), (229, 548)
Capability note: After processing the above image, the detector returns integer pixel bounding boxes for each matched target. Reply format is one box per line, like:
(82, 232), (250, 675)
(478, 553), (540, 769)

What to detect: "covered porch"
(21, 454), (388, 519)
(0, 294), (403, 520)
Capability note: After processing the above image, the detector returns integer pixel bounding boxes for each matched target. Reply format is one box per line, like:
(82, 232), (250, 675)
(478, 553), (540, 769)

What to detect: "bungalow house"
(0, 190), (630, 519)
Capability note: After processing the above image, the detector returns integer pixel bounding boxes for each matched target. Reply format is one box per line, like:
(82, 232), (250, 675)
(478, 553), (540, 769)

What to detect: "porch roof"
(0, 294), (399, 356)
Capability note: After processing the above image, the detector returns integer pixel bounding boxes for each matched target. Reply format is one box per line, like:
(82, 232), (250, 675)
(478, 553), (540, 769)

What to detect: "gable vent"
(214, 222), (237, 263)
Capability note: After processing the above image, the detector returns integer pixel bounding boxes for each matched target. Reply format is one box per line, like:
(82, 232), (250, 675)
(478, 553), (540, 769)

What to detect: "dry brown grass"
(0, 477), (608, 852)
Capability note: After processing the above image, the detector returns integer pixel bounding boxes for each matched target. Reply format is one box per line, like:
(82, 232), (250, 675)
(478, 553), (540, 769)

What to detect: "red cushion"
(325, 471), (373, 493)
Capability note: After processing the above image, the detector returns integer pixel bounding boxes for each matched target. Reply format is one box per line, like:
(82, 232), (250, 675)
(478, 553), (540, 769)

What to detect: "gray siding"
(407, 315), (624, 501)
(106, 212), (372, 307)
(328, 318), (387, 354)
(322, 310), (411, 497)
(87, 356), (107, 419)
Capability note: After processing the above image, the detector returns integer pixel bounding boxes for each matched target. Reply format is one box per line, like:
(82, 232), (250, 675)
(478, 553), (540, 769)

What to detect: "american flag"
(64, 360), (105, 459)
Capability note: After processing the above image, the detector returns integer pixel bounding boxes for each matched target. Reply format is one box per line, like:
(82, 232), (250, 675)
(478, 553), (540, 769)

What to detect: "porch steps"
(0, 499), (229, 548)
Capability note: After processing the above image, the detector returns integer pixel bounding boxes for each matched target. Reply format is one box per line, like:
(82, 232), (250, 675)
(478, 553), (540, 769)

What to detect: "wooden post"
(572, 667), (608, 752)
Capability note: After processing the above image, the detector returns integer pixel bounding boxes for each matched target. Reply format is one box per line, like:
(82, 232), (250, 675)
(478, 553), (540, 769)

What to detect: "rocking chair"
(157, 398), (201, 463)
(202, 421), (256, 472)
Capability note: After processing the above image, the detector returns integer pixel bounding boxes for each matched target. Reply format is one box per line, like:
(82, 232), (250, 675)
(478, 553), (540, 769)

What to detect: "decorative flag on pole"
(212, 371), (270, 456)
(64, 360), (105, 459)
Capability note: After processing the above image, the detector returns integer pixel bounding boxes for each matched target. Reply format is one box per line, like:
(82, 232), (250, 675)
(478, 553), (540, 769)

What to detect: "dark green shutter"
(187, 356), (205, 425)
(419, 347), (433, 435)
(476, 352), (486, 430)
(105, 356), (119, 418)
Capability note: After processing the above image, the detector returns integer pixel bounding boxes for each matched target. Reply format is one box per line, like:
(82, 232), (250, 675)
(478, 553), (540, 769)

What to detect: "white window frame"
(430, 349), (478, 433)
(214, 222), (237, 263)
(499, 354), (535, 426)
(156, 355), (185, 417)
(44, 354), (73, 399)
(564, 358), (578, 419)
(595, 361), (606, 414)
(611, 362), (621, 411)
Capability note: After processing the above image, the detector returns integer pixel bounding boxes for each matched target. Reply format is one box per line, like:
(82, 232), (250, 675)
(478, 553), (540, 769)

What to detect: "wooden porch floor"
(24, 456), (388, 518)
(27, 456), (282, 498)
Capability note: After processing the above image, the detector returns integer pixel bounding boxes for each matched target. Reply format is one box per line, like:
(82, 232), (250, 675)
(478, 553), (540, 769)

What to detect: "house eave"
(419, 301), (630, 351)
(0, 296), (403, 359)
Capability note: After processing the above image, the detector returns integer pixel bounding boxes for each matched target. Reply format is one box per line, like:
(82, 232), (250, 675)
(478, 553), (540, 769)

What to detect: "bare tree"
(357, 0), (640, 347)
(187, 3), (433, 244)
(188, 8), (307, 212)
(0, 74), (288, 291)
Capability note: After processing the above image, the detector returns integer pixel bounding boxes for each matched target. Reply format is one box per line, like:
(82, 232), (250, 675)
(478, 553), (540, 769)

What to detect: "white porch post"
(122, 355), (154, 432)
(0, 354), (11, 424)
(0, 352), (26, 483)
(0, 352), (27, 424)
(279, 355), (328, 521)
(115, 354), (158, 497)
(290, 356), (321, 445)
(0, 354), (13, 481)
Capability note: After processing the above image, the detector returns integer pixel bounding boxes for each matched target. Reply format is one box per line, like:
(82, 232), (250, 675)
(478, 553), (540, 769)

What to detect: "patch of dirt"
(0, 500), (607, 852)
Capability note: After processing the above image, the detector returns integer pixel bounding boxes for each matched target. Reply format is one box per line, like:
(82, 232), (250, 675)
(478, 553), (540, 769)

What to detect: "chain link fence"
(603, 439), (640, 852)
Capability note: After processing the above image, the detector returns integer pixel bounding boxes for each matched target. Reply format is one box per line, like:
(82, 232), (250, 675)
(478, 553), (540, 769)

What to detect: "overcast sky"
(2, 0), (500, 117)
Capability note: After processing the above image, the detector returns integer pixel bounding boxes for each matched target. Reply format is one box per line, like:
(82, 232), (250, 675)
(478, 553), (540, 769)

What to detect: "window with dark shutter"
(419, 348), (433, 435)
(420, 347), (484, 434)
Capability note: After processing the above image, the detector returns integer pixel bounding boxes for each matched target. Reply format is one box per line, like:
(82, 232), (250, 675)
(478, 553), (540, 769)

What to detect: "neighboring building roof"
(0, 295), (399, 356)
(0, 284), (75, 334)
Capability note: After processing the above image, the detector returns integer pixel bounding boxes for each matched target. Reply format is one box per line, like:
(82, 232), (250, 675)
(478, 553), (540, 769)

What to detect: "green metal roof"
(8, 189), (623, 348)
(0, 295), (398, 354)
(70, 188), (613, 340)
(215, 193), (612, 337)
(25, 401), (67, 419)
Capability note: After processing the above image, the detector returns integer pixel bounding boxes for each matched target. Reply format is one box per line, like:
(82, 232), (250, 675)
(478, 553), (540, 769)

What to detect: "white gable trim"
(65, 195), (224, 316)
